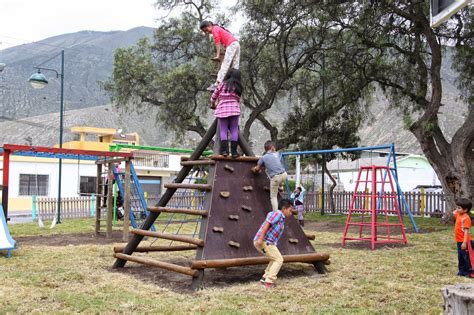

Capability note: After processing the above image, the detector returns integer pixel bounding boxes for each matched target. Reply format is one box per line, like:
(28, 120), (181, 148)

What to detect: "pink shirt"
(212, 25), (237, 48)
(211, 82), (240, 118)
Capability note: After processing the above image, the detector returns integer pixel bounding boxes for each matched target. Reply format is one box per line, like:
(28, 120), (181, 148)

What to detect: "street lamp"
(28, 49), (64, 224)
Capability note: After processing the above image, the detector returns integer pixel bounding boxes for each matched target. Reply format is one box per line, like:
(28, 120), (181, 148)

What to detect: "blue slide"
(0, 205), (16, 258)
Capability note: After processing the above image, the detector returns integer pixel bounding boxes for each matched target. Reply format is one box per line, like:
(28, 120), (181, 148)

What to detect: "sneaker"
(206, 83), (217, 91)
(262, 281), (276, 288)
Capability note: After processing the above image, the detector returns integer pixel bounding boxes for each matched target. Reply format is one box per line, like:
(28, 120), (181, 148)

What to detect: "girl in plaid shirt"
(210, 68), (242, 158)
(254, 198), (294, 288)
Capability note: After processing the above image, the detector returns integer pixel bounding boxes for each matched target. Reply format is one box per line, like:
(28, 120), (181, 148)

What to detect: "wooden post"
(95, 163), (102, 235)
(442, 284), (474, 315)
(106, 162), (114, 239)
(123, 159), (131, 242)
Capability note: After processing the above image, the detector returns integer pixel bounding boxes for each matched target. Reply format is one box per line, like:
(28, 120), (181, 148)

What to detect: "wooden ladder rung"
(180, 160), (216, 166)
(164, 183), (212, 191)
(148, 207), (208, 216)
(113, 244), (197, 253)
(131, 229), (205, 247)
(113, 253), (198, 277)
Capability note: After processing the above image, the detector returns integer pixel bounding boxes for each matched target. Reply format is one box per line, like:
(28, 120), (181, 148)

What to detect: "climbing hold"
(224, 164), (234, 172)
(213, 226), (224, 233)
(264, 186), (270, 192)
(243, 186), (253, 192)
(228, 241), (240, 248)
(289, 238), (299, 244)
(220, 191), (230, 198)
(241, 205), (252, 212)
(228, 215), (239, 221)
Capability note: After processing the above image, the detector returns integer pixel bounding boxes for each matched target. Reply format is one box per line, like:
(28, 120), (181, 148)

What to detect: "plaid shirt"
(254, 210), (286, 245)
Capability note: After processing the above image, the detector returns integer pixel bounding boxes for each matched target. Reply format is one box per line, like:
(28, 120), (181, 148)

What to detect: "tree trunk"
(324, 166), (337, 213)
(442, 284), (474, 315)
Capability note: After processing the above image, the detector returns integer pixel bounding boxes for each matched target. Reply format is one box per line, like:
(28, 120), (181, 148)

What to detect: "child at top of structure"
(291, 186), (306, 227)
(210, 68), (242, 158)
(453, 198), (474, 278)
(251, 140), (288, 211)
(200, 21), (240, 91)
(254, 198), (294, 288)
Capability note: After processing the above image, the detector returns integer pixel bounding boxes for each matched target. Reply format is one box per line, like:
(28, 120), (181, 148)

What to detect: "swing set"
(281, 144), (419, 249)
(1, 144), (133, 238)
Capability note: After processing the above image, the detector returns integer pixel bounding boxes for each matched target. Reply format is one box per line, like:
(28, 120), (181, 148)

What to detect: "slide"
(0, 205), (16, 258)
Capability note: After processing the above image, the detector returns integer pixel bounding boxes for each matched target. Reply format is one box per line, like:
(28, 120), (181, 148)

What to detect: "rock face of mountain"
(0, 28), (468, 153)
(0, 27), (154, 119)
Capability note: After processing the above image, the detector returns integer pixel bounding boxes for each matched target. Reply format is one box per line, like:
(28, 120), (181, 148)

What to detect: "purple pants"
(219, 116), (239, 141)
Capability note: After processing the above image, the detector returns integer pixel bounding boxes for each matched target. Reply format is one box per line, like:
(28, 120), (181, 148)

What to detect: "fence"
(34, 196), (95, 220)
(303, 191), (448, 217)
(33, 192), (207, 220)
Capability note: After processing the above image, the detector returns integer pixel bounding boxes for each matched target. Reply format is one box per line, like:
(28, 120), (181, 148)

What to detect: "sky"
(0, 0), (239, 50)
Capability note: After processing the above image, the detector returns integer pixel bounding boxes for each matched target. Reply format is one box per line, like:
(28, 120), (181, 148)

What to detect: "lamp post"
(29, 49), (64, 224)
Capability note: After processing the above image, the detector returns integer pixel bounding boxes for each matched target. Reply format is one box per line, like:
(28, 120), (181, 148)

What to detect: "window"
(80, 176), (97, 194)
(19, 174), (49, 196)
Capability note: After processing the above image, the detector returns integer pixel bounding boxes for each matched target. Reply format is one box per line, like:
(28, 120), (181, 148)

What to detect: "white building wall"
(8, 159), (96, 198)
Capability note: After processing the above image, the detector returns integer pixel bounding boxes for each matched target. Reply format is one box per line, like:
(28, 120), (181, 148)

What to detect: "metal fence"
(303, 191), (448, 217)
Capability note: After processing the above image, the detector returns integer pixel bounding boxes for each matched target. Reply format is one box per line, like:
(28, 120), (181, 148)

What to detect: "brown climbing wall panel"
(200, 159), (315, 260)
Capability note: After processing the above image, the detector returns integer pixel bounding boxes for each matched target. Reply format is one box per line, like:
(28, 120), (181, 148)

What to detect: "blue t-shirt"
(257, 151), (286, 177)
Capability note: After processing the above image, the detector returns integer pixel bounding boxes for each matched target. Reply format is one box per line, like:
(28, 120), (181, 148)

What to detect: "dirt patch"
(111, 261), (321, 292)
(305, 221), (345, 233)
(15, 231), (125, 247)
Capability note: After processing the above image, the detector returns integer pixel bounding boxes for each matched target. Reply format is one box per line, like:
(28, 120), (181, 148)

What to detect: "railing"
(34, 196), (95, 220)
(303, 191), (448, 217)
(132, 152), (169, 168)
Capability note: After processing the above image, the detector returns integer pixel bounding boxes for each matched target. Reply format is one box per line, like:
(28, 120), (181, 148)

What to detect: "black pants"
(457, 241), (474, 276)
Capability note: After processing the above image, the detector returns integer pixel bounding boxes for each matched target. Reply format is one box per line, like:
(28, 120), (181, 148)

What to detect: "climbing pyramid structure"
(113, 119), (330, 289)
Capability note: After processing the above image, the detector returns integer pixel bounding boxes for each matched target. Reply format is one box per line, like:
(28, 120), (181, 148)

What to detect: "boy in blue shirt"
(251, 140), (287, 210)
(254, 198), (294, 288)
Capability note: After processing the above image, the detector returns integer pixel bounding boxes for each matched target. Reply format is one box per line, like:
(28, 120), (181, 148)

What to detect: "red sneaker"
(262, 281), (276, 288)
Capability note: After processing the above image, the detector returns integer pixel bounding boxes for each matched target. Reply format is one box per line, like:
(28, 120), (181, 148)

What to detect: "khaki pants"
(217, 41), (240, 83)
(270, 172), (287, 211)
(254, 242), (283, 283)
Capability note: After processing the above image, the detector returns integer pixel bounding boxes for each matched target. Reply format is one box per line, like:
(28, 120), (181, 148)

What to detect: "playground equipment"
(280, 144), (419, 234)
(109, 143), (213, 240)
(342, 165), (408, 250)
(113, 119), (330, 289)
(0, 204), (15, 257)
(0, 144), (133, 239)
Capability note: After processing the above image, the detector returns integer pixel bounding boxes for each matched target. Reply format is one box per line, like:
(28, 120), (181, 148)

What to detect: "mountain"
(0, 27), (154, 119)
(0, 28), (468, 153)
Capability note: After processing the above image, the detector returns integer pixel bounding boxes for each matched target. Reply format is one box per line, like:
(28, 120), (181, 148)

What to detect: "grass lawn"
(0, 214), (469, 314)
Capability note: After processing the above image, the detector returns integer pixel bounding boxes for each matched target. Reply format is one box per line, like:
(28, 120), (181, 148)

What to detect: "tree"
(316, 1), (473, 212)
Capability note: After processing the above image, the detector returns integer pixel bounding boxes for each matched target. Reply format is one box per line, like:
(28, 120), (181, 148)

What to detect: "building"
(1, 126), (183, 212)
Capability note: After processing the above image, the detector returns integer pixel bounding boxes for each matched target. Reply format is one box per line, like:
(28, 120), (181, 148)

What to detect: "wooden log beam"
(114, 253), (199, 277)
(148, 207), (208, 216)
(164, 183), (212, 191)
(180, 160), (215, 166)
(191, 253), (330, 269)
(209, 155), (260, 162)
(131, 229), (205, 247)
(113, 244), (197, 253)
